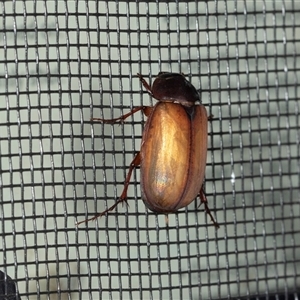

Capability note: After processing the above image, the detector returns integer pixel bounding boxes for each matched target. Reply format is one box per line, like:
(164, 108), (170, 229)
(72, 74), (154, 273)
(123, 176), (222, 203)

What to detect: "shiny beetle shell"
(140, 101), (208, 213)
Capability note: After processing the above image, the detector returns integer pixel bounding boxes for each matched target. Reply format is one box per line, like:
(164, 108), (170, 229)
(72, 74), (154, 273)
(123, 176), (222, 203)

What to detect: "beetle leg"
(199, 187), (220, 228)
(91, 106), (152, 124)
(117, 151), (141, 206)
(76, 152), (141, 225)
(137, 73), (155, 98)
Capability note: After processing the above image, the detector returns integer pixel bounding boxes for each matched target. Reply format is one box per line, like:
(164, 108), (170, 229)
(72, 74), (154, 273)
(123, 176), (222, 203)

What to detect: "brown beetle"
(78, 72), (219, 227)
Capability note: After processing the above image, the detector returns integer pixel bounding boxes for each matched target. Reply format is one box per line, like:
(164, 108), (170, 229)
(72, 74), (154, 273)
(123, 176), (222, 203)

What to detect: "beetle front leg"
(137, 73), (156, 98)
(199, 187), (220, 228)
(76, 152), (141, 225)
(92, 106), (153, 124)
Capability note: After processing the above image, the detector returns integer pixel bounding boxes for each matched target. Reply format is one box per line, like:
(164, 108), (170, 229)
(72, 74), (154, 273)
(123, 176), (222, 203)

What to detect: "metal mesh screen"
(0, 1), (299, 299)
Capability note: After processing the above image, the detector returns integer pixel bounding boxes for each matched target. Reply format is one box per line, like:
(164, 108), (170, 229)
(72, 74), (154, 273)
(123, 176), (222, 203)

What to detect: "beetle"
(78, 72), (219, 227)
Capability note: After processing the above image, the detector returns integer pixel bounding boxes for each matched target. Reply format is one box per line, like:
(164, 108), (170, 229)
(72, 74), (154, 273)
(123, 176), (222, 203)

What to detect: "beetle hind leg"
(76, 152), (141, 226)
(199, 187), (219, 229)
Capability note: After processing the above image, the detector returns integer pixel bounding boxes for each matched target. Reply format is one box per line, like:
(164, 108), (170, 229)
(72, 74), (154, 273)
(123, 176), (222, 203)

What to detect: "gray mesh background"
(0, 1), (299, 299)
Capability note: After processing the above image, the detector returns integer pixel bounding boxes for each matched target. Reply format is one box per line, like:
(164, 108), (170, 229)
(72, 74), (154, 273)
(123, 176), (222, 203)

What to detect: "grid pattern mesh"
(0, 1), (299, 299)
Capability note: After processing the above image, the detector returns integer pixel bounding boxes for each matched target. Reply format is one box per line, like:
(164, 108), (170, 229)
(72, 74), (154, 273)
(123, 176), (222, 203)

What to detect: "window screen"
(0, 1), (299, 299)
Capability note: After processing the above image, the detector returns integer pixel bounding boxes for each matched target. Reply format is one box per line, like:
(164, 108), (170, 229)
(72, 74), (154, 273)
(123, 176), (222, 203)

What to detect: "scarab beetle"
(78, 72), (219, 227)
